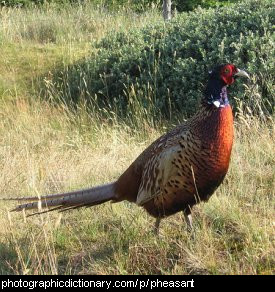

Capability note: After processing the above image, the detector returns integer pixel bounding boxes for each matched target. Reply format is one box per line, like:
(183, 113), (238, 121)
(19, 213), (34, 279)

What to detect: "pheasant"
(3, 64), (249, 233)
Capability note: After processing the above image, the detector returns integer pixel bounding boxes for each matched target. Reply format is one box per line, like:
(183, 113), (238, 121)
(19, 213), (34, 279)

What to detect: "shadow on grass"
(0, 242), (18, 275)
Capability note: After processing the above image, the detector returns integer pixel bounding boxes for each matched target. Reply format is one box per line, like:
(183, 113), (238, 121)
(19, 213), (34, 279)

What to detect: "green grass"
(0, 2), (274, 275)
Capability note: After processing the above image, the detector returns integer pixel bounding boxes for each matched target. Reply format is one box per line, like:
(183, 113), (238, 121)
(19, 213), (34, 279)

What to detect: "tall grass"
(0, 2), (161, 44)
(0, 2), (274, 275)
(0, 99), (274, 274)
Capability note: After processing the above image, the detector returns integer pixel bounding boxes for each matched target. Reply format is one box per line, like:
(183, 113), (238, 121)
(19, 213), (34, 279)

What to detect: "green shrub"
(1, 0), (43, 6)
(47, 0), (274, 121)
(0, 0), (242, 11)
(0, 0), (83, 7)
(87, 0), (240, 12)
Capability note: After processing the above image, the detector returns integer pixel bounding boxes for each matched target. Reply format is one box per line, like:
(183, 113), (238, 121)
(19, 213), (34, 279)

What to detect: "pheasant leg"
(183, 212), (193, 232)
(154, 217), (161, 235)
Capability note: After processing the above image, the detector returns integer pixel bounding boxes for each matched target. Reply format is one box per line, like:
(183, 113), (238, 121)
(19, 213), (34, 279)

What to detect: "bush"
(0, 0), (81, 7)
(47, 0), (274, 120)
(86, 1), (241, 12)
(1, 0), (43, 6)
(0, 0), (241, 11)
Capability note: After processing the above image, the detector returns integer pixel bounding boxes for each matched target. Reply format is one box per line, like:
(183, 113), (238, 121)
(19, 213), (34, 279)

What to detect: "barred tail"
(2, 183), (116, 215)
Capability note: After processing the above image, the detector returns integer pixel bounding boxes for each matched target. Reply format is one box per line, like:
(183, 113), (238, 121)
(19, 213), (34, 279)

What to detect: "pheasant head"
(204, 64), (249, 108)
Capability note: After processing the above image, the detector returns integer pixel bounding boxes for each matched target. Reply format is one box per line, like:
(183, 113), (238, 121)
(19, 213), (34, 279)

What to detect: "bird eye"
(224, 68), (230, 73)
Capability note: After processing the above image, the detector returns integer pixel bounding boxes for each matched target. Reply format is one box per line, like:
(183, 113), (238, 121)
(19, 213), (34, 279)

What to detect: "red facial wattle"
(220, 64), (238, 85)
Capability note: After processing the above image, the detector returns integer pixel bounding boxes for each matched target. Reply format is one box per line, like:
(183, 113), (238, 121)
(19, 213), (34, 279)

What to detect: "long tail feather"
(3, 183), (116, 213)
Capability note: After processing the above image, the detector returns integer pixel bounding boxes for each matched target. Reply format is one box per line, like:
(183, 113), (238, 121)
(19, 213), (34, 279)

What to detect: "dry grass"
(0, 2), (274, 275)
(0, 3), (161, 44)
(0, 99), (274, 275)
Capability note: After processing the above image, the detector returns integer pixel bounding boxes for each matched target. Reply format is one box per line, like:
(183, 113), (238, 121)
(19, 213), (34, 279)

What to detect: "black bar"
(0, 275), (272, 291)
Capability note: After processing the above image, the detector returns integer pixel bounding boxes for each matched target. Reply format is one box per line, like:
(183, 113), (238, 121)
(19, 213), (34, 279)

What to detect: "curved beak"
(235, 68), (250, 79)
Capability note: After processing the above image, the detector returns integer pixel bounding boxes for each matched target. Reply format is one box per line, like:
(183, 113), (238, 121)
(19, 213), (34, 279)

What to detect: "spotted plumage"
(2, 64), (249, 232)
